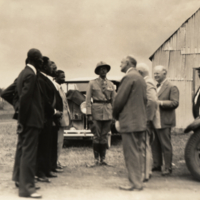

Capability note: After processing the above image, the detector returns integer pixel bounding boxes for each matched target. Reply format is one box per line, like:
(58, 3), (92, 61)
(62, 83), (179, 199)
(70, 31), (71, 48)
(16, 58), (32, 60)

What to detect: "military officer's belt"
(93, 100), (111, 104)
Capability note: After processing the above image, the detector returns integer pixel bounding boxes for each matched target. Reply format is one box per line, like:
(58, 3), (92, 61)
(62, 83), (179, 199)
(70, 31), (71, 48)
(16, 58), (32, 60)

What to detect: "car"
(63, 76), (121, 148)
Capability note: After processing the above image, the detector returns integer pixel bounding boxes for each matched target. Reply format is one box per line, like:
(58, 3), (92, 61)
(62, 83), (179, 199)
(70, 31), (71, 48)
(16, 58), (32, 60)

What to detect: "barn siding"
(150, 9), (200, 128)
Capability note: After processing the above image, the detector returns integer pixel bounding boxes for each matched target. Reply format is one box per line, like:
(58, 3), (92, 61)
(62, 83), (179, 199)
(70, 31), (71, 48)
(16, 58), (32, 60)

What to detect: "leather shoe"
(37, 177), (51, 183)
(15, 182), (40, 190)
(30, 192), (42, 198)
(46, 172), (57, 178)
(52, 168), (63, 173)
(162, 169), (172, 176)
(119, 185), (143, 191)
(152, 166), (161, 171)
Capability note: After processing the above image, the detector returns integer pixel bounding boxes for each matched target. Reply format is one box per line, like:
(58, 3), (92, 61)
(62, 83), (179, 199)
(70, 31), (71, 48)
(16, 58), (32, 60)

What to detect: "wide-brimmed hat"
(95, 61), (111, 75)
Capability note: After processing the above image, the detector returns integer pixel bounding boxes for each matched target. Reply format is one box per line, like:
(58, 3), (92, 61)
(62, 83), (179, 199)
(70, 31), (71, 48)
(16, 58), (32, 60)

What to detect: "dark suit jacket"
(192, 86), (200, 119)
(1, 78), (19, 119)
(113, 68), (147, 132)
(17, 66), (44, 128)
(38, 72), (55, 121)
(158, 79), (179, 128)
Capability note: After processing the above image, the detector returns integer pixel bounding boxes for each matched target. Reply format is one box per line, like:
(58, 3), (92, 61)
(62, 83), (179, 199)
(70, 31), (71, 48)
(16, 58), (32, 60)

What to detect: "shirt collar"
(144, 76), (149, 80)
(159, 78), (167, 86)
(27, 64), (37, 75)
(126, 67), (134, 74)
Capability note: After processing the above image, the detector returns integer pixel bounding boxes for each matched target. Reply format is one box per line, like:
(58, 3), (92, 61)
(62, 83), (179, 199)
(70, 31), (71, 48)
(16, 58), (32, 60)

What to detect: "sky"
(1, 0), (200, 87)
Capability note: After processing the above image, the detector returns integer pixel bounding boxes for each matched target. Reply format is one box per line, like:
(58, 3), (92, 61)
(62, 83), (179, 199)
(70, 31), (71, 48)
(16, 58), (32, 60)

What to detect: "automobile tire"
(185, 130), (200, 181)
(107, 133), (111, 149)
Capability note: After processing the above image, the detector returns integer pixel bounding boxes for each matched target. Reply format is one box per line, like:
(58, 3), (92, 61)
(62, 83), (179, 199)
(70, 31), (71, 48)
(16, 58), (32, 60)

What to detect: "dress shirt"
(27, 64), (36, 74)
(157, 78), (167, 93)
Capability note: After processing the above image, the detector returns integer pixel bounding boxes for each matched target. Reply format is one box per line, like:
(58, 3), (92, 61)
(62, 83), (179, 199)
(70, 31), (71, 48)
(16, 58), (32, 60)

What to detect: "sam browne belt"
(93, 100), (111, 104)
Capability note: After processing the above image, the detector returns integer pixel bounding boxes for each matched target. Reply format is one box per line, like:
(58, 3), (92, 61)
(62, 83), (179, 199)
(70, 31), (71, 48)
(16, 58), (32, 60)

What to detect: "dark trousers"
(121, 132), (144, 188)
(151, 128), (172, 170)
(51, 126), (59, 170)
(93, 120), (112, 144)
(36, 119), (53, 177)
(12, 126), (41, 197)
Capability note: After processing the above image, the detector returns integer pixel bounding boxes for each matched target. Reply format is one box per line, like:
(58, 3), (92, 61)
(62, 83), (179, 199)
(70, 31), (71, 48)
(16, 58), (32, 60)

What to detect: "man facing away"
(113, 56), (147, 191)
(137, 63), (160, 181)
(152, 65), (179, 176)
(54, 70), (71, 170)
(86, 61), (116, 165)
(12, 48), (44, 198)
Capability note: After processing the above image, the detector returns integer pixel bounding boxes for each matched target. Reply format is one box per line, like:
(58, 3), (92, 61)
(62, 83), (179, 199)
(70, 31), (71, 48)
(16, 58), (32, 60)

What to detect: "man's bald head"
(154, 65), (167, 83)
(136, 63), (149, 77)
(27, 48), (43, 70)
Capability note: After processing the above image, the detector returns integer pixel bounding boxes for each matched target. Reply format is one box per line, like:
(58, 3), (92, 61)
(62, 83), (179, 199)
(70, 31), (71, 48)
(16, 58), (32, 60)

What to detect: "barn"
(149, 8), (200, 129)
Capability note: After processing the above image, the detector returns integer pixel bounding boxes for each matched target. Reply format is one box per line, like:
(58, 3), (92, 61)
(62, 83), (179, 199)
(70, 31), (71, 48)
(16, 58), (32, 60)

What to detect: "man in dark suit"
(36, 57), (62, 181)
(152, 65), (179, 176)
(113, 56), (147, 191)
(1, 78), (19, 119)
(12, 48), (44, 198)
(192, 67), (200, 119)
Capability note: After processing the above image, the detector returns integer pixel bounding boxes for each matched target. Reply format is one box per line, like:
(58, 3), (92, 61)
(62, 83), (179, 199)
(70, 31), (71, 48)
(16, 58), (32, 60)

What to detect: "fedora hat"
(95, 61), (110, 75)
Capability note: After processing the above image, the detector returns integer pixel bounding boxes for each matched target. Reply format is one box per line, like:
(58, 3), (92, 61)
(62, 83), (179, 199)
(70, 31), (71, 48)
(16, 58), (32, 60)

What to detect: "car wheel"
(185, 130), (200, 181)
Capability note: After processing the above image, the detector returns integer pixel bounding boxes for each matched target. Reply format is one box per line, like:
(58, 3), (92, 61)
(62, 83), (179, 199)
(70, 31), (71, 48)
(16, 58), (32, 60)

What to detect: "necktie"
(157, 83), (161, 88)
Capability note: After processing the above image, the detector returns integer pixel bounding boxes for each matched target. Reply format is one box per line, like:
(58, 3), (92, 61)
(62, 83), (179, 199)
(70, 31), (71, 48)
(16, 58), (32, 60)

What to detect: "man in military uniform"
(86, 61), (116, 165)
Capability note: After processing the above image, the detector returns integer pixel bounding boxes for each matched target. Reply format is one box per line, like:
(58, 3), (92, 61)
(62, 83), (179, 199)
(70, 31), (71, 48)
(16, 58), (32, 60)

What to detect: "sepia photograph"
(0, 0), (200, 199)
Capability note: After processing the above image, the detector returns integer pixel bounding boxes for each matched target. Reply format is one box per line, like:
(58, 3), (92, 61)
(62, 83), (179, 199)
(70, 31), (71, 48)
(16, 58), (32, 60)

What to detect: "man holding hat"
(86, 61), (116, 165)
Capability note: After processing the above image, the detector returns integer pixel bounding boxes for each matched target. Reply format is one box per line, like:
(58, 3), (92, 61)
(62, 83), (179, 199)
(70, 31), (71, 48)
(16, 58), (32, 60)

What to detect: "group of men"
(1, 49), (180, 197)
(87, 55), (179, 191)
(1, 48), (70, 198)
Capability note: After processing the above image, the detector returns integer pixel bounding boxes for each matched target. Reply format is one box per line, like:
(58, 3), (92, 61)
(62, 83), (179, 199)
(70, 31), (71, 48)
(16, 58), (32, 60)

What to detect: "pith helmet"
(95, 61), (111, 75)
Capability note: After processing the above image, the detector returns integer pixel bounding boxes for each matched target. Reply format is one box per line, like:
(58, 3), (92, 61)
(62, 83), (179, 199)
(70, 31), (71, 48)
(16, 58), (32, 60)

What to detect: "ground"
(0, 108), (200, 200)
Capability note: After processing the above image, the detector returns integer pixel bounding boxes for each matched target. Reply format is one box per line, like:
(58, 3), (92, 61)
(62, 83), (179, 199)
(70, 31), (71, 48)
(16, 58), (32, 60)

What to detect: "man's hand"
(147, 120), (154, 130)
(54, 110), (63, 118)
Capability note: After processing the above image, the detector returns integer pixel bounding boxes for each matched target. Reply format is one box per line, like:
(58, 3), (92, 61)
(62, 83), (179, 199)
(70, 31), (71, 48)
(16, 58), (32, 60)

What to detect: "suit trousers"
(92, 120), (112, 144)
(12, 126), (41, 197)
(121, 132), (144, 188)
(36, 119), (53, 177)
(51, 125), (59, 170)
(142, 130), (153, 180)
(57, 127), (64, 164)
(151, 128), (172, 170)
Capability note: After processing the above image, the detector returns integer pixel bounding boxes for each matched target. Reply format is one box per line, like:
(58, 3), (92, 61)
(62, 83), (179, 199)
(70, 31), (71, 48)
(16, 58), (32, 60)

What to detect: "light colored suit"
(142, 76), (158, 180)
(152, 79), (179, 171)
(113, 68), (147, 188)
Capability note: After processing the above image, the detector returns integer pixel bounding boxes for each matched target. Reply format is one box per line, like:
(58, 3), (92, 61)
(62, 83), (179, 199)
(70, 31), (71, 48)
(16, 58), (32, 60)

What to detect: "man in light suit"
(113, 56), (147, 191)
(137, 63), (160, 181)
(54, 70), (71, 170)
(152, 65), (179, 176)
(12, 49), (44, 198)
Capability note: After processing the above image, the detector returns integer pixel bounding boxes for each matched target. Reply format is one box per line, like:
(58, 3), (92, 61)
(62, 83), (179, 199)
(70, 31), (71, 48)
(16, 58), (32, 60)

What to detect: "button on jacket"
(86, 77), (116, 120)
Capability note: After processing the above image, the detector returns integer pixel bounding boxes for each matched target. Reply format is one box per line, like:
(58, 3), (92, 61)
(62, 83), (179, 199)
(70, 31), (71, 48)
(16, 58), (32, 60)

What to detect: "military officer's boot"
(93, 143), (100, 165)
(100, 143), (108, 165)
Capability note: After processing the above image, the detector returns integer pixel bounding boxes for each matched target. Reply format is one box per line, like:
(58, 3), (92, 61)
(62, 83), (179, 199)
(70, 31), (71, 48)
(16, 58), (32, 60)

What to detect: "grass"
(0, 121), (192, 178)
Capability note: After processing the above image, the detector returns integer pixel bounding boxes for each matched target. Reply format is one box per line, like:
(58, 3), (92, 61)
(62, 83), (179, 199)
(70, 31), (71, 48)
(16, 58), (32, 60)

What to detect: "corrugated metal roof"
(149, 7), (200, 61)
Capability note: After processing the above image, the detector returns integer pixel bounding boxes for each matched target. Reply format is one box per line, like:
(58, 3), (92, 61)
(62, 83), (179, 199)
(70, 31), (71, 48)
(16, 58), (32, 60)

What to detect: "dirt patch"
(0, 122), (200, 200)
